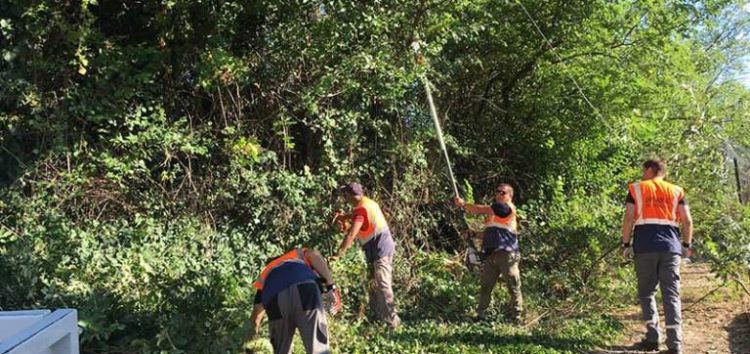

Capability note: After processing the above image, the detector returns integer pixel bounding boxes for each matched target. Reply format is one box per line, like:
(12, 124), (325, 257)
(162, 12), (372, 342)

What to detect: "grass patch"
(317, 315), (623, 354)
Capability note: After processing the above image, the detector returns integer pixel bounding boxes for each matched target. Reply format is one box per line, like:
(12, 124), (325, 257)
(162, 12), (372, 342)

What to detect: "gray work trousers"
(367, 255), (401, 328)
(267, 281), (330, 354)
(634, 253), (682, 350)
(477, 250), (523, 320)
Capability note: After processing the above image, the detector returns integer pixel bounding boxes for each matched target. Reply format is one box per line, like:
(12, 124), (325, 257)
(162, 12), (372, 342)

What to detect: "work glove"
(621, 242), (633, 259)
(323, 284), (342, 316)
(681, 242), (694, 258)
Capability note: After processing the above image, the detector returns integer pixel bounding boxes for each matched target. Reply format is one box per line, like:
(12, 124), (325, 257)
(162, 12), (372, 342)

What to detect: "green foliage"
(1, 0), (749, 353)
(248, 252), (623, 354)
(325, 315), (621, 354)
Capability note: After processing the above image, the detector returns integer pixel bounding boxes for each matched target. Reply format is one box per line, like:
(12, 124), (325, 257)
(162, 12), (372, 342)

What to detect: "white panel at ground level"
(0, 309), (79, 354)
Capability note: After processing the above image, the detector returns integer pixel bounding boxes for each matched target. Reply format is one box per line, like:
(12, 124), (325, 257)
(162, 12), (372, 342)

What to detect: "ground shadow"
(587, 346), (653, 354)
(728, 311), (750, 354)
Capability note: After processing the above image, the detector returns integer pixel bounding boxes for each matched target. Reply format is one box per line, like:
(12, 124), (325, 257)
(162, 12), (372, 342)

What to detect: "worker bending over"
(249, 248), (341, 354)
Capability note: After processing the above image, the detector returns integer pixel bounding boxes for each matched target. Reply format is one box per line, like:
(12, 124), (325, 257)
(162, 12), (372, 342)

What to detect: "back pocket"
(297, 282), (321, 311)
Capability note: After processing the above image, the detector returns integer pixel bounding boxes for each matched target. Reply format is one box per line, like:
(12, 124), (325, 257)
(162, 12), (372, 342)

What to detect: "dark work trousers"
(266, 281), (330, 354)
(634, 253), (682, 351)
(477, 250), (523, 320)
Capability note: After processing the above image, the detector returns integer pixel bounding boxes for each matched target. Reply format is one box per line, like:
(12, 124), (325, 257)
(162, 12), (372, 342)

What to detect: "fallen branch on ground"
(733, 273), (750, 299)
(684, 279), (728, 312)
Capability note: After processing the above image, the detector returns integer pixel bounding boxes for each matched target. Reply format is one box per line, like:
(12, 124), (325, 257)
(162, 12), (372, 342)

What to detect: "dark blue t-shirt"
(259, 261), (318, 305)
(482, 202), (519, 253)
(625, 192), (686, 255)
(362, 229), (395, 263)
(633, 224), (682, 254)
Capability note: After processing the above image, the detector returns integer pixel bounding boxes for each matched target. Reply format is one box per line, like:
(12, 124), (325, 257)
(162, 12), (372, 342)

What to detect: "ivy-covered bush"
(1, 0), (748, 353)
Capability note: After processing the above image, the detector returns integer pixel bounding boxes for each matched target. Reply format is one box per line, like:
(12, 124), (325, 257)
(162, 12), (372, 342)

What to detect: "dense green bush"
(1, 0), (749, 353)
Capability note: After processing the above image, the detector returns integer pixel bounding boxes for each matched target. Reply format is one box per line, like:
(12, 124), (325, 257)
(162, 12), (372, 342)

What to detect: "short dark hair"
(642, 158), (666, 175)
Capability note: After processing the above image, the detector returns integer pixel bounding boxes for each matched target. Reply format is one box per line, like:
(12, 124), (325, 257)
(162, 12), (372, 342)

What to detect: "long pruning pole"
(422, 75), (460, 199)
(734, 158), (743, 204)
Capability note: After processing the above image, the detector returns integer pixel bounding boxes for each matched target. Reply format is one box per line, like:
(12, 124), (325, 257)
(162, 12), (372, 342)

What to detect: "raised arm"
(453, 197), (495, 215)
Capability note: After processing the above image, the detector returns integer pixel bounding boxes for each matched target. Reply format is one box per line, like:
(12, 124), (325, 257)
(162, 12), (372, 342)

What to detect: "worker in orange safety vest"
(249, 248), (341, 354)
(621, 158), (693, 354)
(332, 182), (400, 329)
(454, 183), (524, 324)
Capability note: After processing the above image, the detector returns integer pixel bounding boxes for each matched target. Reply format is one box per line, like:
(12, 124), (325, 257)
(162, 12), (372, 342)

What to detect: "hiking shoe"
(663, 348), (682, 354)
(630, 339), (659, 352)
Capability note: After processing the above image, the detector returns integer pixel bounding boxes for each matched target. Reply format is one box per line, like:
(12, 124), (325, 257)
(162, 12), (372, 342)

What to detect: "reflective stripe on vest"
(483, 202), (517, 234)
(253, 248), (309, 290)
(355, 197), (388, 245)
(629, 179), (683, 228)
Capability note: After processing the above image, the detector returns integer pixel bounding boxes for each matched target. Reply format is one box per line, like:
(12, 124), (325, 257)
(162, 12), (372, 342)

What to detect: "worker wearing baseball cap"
(332, 182), (400, 328)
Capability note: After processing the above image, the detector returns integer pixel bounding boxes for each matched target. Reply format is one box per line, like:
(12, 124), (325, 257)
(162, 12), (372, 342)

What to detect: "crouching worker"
(248, 248), (342, 354)
(453, 183), (524, 324)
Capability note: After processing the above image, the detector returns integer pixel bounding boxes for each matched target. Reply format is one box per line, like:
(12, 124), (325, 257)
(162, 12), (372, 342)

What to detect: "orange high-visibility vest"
(354, 197), (389, 245)
(253, 248), (311, 290)
(483, 202), (517, 234)
(628, 178), (684, 228)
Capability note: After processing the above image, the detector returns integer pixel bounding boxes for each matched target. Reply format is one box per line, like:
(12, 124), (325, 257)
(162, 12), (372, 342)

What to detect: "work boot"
(629, 339), (659, 352)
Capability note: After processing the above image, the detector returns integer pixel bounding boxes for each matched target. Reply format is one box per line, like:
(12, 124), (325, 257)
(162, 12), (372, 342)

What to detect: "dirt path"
(593, 262), (750, 354)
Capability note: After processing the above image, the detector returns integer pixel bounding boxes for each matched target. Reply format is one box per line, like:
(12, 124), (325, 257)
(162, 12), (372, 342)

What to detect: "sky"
(741, 3), (750, 87)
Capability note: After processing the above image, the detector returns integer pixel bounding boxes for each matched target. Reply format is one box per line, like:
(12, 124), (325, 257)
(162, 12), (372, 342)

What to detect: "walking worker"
(248, 247), (341, 354)
(621, 158), (693, 354)
(332, 182), (401, 329)
(453, 183), (524, 324)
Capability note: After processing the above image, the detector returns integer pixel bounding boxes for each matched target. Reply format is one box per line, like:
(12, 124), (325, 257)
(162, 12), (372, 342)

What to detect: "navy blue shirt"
(625, 192), (686, 255)
(256, 261), (318, 306)
(351, 201), (396, 263)
(482, 202), (519, 253)
(362, 230), (396, 263)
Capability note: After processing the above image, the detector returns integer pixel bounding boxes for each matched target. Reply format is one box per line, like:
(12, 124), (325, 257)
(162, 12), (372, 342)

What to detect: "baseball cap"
(339, 182), (363, 196)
